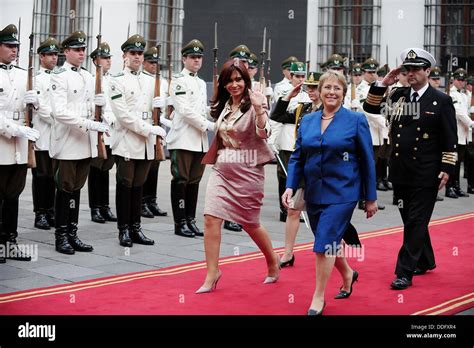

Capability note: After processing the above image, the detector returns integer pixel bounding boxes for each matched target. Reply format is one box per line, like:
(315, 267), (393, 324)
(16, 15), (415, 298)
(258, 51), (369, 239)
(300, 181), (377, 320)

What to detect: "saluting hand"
(283, 83), (303, 102)
(381, 66), (402, 87)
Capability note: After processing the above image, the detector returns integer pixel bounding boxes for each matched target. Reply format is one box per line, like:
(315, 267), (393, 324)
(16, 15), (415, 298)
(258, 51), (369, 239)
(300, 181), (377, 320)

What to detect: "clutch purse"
(289, 188), (306, 211)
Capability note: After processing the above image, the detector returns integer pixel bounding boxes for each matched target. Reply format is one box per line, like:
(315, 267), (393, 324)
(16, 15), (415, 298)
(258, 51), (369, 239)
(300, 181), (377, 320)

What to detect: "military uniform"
(50, 31), (109, 254)
(344, 63), (362, 109)
(86, 41), (118, 224)
(167, 39), (212, 238)
(466, 75), (474, 193)
(363, 48), (457, 289)
(269, 62), (310, 221)
(31, 37), (59, 230)
(0, 24), (40, 262)
(140, 45), (169, 219)
(271, 56), (298, 105)
(445, 68), (473, 198)
(109, 34), (166, 247)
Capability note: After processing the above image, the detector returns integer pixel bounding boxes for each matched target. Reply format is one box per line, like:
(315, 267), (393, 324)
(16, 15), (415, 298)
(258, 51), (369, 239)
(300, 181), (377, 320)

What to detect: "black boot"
(67, 191), (93, 252)
(33, 176), (51, 230)
(116, 183), (133, 247)
(445, 187), (458, 198)
(91, 208), (106, 223)
(34, 212), (51, 230)
(98, 167), (116, 222)
(130, 186), (155, 245)
(46, 177), (56, 227)
(88, 167), (106, 223)
(100, 206), (117, 222)
(147, 197), (167, 216)
(141, 200), (154, 218)
(185, 183), (203, 236)
(223, 221), (243, 232)
(171, 181), (195, 238)
(54, 190), (74, 254)
(454, 181), (469, 197)
(2, 198), (32, 261)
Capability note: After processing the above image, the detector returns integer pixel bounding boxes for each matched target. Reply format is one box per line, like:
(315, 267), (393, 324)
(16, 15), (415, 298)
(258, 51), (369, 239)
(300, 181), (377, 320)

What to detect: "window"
(424, 0), (473, 75)
(137, 0), (184, 80)
(317, 0), (381, 69)
(33, 0), (93, 69)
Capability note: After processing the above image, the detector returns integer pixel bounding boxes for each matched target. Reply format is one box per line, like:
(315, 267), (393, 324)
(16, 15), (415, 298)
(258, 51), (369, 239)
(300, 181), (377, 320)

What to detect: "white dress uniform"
(269, 78), (294, 150)
(100, 72), (116, 147)
(108, 67), (159, 160)
(358, 79), (386, 146)
(167, 68), (211, 152)
(450, 86), (474, 144)
(0, 64), (29, 164)
(33, 67), (54, 151)
(49, 61), (97, 159)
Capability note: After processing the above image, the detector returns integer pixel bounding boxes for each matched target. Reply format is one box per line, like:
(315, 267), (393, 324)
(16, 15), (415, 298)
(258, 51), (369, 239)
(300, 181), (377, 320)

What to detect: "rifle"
(26, 9), (36, 168)
(123, 23), (130, 69)
(266, 38), (272, 106)
(166, 0), (174, 117)
(153, 44), (166, 161)
(259, 27), (267, 91)
(445, 53), (453, 96)
(16, 18), (21, 66)
(69, 9), (75, 33)
(212, 22), (218, 99)
(350, 37), (356, 110)
(94, 7), (107, 159)
(305, 42), (310, 73)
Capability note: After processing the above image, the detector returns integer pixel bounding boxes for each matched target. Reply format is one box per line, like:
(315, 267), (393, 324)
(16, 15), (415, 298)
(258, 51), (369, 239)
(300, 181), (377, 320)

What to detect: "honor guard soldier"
(343, 63), (363, 108)
(87, 41), (118, 223)
(140, 46), (169, 219)
(0, 24), (40, 262)
(272, 56), (298, 105)
(269, 61), (310, 222)
(31, 37), (59, 230)
(108, 35), (166, 247)
(167, 39), (213, 238)
(466, 75), (474, 193)
(376, 64), (389, 81)
(445, 68), (474, 198)
(248, 52), (259, 88)
(363, 48), (458, 289)
(325, 53), (346, 75)
(229, 44), (251, 68)
(49, 31), (109, 254)
(428, 66), (442, 89)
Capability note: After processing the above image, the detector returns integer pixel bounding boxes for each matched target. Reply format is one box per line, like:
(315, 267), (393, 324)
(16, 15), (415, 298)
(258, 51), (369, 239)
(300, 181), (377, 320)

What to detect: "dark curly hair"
(210, 59), (252, 120)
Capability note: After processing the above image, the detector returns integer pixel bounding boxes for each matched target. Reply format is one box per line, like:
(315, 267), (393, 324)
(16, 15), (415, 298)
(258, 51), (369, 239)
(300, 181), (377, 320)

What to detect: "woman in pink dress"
(196, 59), (280, 293)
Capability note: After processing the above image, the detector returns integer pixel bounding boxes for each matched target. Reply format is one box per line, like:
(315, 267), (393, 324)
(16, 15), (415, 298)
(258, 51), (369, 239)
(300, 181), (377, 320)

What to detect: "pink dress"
(203, 103), (273, 229)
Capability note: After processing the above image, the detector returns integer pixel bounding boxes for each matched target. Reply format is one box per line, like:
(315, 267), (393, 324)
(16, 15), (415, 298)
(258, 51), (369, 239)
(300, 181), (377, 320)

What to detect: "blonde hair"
(318, 71), (348, 96)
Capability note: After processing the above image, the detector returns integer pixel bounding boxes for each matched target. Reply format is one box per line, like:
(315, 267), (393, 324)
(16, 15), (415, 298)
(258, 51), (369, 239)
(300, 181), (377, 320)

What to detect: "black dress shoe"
(223, 221), (243, 232)
(413, 265), (436, 276)
(91, 208), (106, 223)
(435, 195), (444, 202)
(187, 218), (204, 236)
(454, 187), (469, 197)
(99, 206), (117, 222)
(445, 187), (458, 198)
(377, 181), (388, 191)
(383, 180), (393, 190)
(130, 223), (155, 245)
(280, 255), (295, 268)
(148, 199), (168, 216)
(467, 186), (474, 194)
(334, 270), (359, 299)
(118, 225), (133, 247)
(34, 213), (51, 230)
(308, 301), (326, 316)
(174, 220), (195, 238)
(141, 203), (154, 218)
(390, 277), (412, 290)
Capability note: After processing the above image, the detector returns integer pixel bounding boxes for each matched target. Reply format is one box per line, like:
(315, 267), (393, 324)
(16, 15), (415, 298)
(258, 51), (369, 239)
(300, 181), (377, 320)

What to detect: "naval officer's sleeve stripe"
(111, 94), (122, 100)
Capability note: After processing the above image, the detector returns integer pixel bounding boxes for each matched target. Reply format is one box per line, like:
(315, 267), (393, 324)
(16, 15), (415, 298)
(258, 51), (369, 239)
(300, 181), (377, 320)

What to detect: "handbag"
(289, 188), (306, 211)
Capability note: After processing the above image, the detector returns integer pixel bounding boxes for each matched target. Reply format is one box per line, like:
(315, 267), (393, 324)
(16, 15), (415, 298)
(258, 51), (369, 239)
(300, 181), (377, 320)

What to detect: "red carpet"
(1, 213), (473, 315)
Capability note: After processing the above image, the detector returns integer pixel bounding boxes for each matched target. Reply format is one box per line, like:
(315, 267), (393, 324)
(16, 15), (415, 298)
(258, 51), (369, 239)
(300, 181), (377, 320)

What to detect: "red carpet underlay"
(1, 213), (473, 315)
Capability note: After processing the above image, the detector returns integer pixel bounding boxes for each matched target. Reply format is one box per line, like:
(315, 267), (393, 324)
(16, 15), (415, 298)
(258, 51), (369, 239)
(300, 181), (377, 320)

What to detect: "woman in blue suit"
(282, 71), (378, 315)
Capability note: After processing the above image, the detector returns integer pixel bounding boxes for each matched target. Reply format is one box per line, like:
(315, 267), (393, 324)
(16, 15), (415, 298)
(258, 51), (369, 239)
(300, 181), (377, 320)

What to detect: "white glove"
(469, 106), (474, 114)
(166, 96), (174, 107)
(265, 87), (273, 97)
(14, 126), (40, 141)
(150, 125), (167, 138)
(152, 96), (166, 109)
(351, 99), (361, 110)
(160, 117), (172, 128)
(24, 90), (39, 109)
(94, 93), (107, 107)
(85, 119), (109, 133)
(206, 120), (215, 132)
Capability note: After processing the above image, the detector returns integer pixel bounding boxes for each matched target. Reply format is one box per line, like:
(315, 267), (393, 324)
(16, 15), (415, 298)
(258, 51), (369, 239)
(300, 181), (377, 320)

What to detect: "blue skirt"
(306, 201), (357, 253)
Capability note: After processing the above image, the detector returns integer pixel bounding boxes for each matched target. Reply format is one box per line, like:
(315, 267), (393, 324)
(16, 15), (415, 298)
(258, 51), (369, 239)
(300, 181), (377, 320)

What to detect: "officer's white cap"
(400, 48), (436, 68)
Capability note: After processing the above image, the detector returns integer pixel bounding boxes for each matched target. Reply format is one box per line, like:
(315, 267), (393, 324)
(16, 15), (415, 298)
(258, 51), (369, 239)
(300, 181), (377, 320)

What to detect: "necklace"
(321, 114), (334, 120)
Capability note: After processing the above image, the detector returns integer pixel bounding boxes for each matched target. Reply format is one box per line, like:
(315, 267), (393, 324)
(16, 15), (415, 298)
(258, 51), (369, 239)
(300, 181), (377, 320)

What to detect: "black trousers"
(465, 142), (474, 186)
(393, 184), (438, 279)
(88, 146), (115, 208)
(143, 160), (160, 199)
(447, 144), (466, 188)
(32, 151), (55, 214)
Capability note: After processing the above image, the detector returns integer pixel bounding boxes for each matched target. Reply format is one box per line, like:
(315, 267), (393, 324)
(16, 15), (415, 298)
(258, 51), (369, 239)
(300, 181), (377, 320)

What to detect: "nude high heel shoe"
(263, 254), (281, 284)
(195, 270), (222, 294)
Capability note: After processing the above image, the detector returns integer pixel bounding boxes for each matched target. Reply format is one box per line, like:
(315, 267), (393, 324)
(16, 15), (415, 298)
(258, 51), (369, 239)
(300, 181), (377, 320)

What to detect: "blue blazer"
(287, 107), (377, 205)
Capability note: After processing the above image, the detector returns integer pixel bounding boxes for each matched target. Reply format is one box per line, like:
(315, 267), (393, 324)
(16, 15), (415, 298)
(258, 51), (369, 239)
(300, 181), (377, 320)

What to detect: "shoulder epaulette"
(54, 67), (66, 74)
(81, 67), (87, 71)
(13, 65), (26, 71)
(173, 73), (184, 78)
(113, 72), (125, 78)
(143, 71), (154, 77)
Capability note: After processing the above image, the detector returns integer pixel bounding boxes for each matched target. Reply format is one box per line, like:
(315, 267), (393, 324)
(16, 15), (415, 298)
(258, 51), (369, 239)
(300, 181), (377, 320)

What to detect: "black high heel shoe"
(279, 254), (295, 268)
(334, 270), (359, 299)
(308, 301), (326, 316)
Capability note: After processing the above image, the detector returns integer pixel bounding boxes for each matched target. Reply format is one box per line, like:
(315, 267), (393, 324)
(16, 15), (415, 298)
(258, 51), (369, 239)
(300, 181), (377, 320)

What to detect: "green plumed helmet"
(453, 68), (467, 80)
(352, 63), (362, 75)
(37, 37), (60, 54)
(281, 56), (298, 69)
(290, 62), (306, 75)
(0, 24), (19, 45)
(326, 54), (344, 69)
(229, 44), (250, 61)
(121, 34), (146, 52)
(144, 46), (159, 62)
(62, 31), (87, 49)
(361, 57), (379, 72)
(429, 66), (441, 78)
(304, 71), (322, 85)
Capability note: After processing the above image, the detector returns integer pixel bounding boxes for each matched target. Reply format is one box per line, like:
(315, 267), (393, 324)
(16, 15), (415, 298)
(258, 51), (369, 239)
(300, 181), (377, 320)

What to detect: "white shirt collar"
(410, 82), (429, 101)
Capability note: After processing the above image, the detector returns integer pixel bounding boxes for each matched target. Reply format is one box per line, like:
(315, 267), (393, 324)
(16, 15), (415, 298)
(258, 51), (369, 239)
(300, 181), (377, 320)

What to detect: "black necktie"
(411, 92), (418, 103)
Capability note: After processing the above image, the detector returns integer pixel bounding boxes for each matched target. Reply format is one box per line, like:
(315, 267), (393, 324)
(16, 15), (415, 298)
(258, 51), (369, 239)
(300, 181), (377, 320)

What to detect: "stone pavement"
(1, 161), (473, 314)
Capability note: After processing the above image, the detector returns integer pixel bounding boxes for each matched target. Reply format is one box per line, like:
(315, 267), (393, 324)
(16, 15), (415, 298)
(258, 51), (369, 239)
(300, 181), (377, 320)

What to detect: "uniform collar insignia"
(189, 72), (196, 77)
(45, 69), (51, 74)
(0, 63), (13, 70)
(131, 70), (140, 75)
(71, 66), (79, 72)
